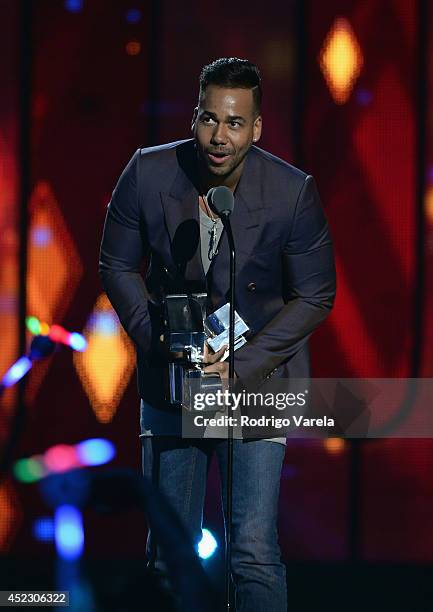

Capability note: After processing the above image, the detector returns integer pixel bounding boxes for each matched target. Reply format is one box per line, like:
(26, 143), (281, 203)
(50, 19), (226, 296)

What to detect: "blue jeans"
(142, 437), (287, 612)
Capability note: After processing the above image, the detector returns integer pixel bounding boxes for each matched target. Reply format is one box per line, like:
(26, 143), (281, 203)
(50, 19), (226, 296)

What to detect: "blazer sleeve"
(99, 149), (153, 353)
(233, 174), (336, 388)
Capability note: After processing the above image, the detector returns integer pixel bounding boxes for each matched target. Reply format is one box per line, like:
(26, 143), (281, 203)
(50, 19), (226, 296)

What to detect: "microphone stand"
(220, 212), (235, 612)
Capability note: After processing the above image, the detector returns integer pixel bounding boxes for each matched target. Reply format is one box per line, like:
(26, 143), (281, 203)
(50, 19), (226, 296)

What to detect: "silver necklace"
(201, 195), (220, 260)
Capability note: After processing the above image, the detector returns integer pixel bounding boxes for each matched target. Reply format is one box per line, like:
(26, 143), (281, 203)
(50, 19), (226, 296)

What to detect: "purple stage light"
(31, 225), (52, 247)
(126, 8), (141, 24)
(1, 356), (32, 387)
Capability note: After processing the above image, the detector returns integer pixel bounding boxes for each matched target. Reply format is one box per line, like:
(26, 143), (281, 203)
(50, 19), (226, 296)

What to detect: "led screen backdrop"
(301, 0), (433, 562)
(306, 1), (418, 379)
(0, 0), (21, 554)
(1, 0), (432, 566)
(0, 3), (20, 424)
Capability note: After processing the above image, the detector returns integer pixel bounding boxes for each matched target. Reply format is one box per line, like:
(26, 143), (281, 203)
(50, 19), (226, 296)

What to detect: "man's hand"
(203, 343), (237, 380)
(203, 343), (226, 365)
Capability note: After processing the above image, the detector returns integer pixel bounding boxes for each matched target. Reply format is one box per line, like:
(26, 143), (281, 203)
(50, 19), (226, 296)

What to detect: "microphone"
(206, 185), (236, 612)
(206, 186), (234, 217)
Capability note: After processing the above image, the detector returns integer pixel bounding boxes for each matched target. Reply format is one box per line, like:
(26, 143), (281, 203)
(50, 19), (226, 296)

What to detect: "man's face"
(191, 85), (262, 181)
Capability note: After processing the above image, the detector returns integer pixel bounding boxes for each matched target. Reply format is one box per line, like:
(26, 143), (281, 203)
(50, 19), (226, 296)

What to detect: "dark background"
(1, 0), (433, 608)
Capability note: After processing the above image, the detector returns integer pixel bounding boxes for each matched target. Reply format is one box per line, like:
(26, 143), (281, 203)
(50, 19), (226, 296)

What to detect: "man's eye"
(229, 121), (240, 128)
(202, 116), (215, 124)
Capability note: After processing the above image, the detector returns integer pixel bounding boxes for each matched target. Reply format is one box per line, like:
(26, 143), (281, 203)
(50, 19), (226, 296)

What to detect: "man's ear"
(191, 107), (198, 132)
(252, 115), (262, 143)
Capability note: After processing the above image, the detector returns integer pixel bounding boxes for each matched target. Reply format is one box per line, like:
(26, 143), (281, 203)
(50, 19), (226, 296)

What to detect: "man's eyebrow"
(200, 110), (246, 122)
(226, 115), (246, 122)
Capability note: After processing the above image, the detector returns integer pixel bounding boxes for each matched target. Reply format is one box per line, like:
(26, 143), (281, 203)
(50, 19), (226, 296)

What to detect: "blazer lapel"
(210, 148), (265, 306)
(160, 143), (206, 288)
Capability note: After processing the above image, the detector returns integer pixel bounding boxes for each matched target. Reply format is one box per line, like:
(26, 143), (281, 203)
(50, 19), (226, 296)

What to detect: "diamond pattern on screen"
(27, 181), (82, 324)
(73, 294), (135, 423)
(319, 17), (363, 104)
(25, 181), (83, 400)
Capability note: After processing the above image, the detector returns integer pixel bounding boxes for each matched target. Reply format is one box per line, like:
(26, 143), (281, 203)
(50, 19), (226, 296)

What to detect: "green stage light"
(13, 457), (45, 483)
(26, 316), (41, 335)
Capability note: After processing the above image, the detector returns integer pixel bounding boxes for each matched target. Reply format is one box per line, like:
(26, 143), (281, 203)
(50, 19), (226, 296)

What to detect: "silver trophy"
(163, 294), (249, 410)
(204, 302), (249, 360)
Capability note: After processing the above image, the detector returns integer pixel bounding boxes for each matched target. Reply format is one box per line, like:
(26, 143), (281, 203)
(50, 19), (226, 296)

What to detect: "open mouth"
(207, 151), (231, 165)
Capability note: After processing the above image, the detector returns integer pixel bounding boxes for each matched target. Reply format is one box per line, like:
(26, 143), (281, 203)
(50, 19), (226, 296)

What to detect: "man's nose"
(211, 123), (228, 145)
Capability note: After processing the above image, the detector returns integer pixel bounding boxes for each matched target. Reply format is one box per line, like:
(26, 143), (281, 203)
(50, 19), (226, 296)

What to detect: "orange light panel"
(25, 181), (83, 401)
(74, 294), (135, 423)
(324, 437), (346, 454)
(27, 181), (82, 324)
(319, 17), (363, 104)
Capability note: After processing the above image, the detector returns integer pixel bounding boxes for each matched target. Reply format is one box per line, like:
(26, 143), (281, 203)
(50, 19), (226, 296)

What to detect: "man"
(99, 58), (336, 611)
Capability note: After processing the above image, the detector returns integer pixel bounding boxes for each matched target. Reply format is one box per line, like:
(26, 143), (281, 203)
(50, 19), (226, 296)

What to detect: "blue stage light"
(54, 505), (84, 560)
(126, 8), (142, 24)
(75, 438), (116, 466)
(197, 528), (218, 559)
(356, 88), (373, 106)
(1, 356), (32, 387)
(91, 311), (118, 336)
(65, 0), (83, 12)
(32, 226), (52, 247)
(69, 332), (87, 352)
(33, 517), (54, 542)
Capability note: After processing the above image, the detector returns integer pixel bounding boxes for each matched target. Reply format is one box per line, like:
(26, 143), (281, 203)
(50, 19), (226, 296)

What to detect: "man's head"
(191, 57), (262, 187)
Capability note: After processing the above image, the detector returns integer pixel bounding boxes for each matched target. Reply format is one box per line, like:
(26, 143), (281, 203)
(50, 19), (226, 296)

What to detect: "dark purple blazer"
(99, 139), (336, 408)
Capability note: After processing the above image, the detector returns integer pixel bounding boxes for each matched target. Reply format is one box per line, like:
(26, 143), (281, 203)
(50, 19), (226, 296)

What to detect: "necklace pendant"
(208, 224), (218, 260)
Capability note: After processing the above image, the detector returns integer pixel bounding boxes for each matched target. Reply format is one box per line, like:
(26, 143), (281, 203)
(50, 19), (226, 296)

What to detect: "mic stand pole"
(221, 213), (235, 612)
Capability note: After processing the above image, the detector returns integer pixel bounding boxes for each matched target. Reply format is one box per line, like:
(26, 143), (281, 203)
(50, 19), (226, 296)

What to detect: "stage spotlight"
(1, 357), (32, 387)
(13, 438), (115, 484)
(40, 322), (50, 335)
(33, 517), (54, 542)
(54, 505), (84, 560)
(44, 444), (81, 473)
(75, 438), (115, 466)
(13, 457), (46, 483)
(126, 8), (141, 24)
(49, 325), (87, 351)
(69, 332), (87, 351)
(25, 316), (87, 351)
(26, 316), (41, 335)
(197, 528), (218, 560)
(65, 0), (83, 13)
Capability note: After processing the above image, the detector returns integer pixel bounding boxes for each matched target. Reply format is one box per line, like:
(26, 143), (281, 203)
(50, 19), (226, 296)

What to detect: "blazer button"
(247, 282), (257, 292)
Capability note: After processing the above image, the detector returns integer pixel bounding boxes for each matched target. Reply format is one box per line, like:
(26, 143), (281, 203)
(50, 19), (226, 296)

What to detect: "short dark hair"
(199, 57), (262, 116)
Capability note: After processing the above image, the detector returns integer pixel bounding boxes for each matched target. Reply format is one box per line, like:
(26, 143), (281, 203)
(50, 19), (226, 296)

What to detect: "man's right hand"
(203, 343), (227, 365)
